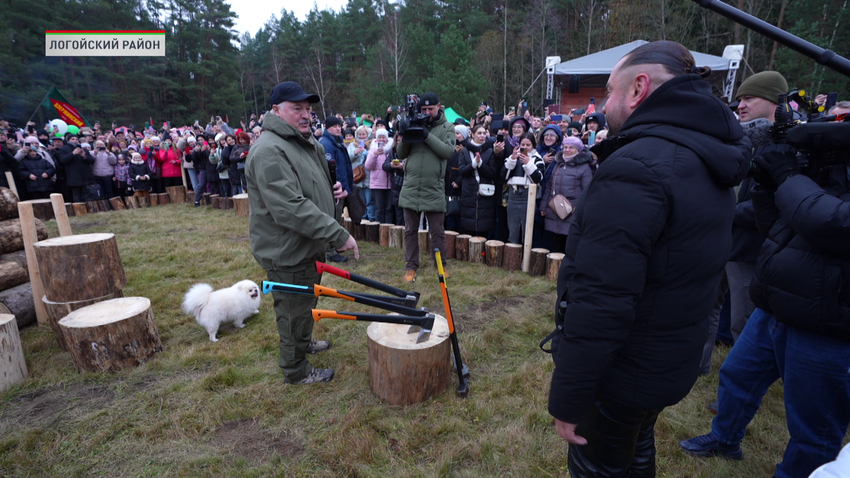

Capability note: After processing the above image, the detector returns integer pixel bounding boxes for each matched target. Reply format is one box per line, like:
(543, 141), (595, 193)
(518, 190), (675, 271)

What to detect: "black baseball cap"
(269, 81), (320, 107)
(422, 92), (439, 106)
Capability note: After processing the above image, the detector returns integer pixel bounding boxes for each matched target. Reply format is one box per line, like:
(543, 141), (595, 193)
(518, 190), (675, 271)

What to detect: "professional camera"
(771, 89), (850, 173)
(396, 93), (431, 143)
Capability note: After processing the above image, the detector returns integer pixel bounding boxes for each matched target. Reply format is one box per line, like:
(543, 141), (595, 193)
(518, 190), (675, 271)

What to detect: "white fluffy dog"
(182, 280), (261, 342)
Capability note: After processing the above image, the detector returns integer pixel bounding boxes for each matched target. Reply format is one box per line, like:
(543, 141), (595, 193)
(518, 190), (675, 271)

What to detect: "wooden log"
(0, 187), (19, 221)
(0, 283), (35, 329)
(485, 240), (505, 268)
(109, 197), (126, 210)
(365, 221), (380, 243)
(22, 199), (54, 221)
(379, 223), (392, 247)
(469, 236), (486, 264)
(0, 218), (47, 255)
(367, 315), (451, 406)
(124, 195), (138, 209)
(72, 202), (88, 216)
(148, 193), (159, 206)
(43, 290), (124, 351)
(389, 225), (404, 249)
(0, 259), (28, 291)
(65, 202), (74, 217)
(343, 217), (353, 235)
(85, 201), (100, 214)
(154, 193), (169, 206)
(522, 182), (538, 273)
(224, 197), (233, 209)
(166, 185), (185, 204)
(418, 229), (430, 256)
(3, 174), (18, 202)
(444, 231), (458, 259)
(17, 203), (48, 326)
(51, 194), (72, 235)
(0, 250), (28, 270)
(529, 248), (550, 277)
(97, 199), (110, 212)
(202, 192), (212, 206)
(546, 252), (565, 280)
(456, 234), (471, 262)
(34, 233), (127, 303)
(503, 243), (523, 272)
(233, 193), (249, 218)
(137, 195), (150, 208)
(0, 314), (27, 392)
(59, 297), (163, 372)
(185, 190), (195, 204)
(211, 195), (227, 210)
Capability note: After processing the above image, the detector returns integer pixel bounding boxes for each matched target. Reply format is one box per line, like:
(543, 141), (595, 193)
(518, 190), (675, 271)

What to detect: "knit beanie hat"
(568, 121), (583, 132)
(324, 116), (343, 129)
(736, 71), (788, 104)
(562, 136), (583, 151)
(454, 124), (470, 140)
(375, 128), (389, 139)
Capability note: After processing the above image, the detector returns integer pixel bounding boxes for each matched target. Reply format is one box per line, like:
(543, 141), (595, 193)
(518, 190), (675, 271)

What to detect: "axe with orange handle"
(311, 309), (435, 344)
(435, 249), (470, 397)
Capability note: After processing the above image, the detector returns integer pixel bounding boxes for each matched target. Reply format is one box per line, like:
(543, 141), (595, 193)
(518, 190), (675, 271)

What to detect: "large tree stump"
(389, 226), (404, 249)
(34, 233), (126, 303)
(137, 195), (150, 208)
(124, 195), (138, 209)
(379, 223), (392, 247)
(166, 185), (185, 204)
(59, 297), (163, 372)
(85, 201), (102, 214)
(185, 190), (195, 204)
(546, 253), (565, 280)
(365, 221), (380, 243)
(109, 197), (126, 211)
(0, 188), (19, 221)
(0, 217), (47, 255)
(469, 236), (486, 264)
(367, 315), (451, 406)
(154, 193), (169, 206)
(445, 231), (458, 259)
(22, 199), (55, 221)
(503, 243), (523, 271)
(51, 194), (72, 236)
(233, 193), (249, 217)
(418, 229), (430, 256)
(211, 195), (228, 210)
(0, 314), (27, 392)
(456, 234), (471, 262)
(43, 290), (125, 351)
(0, 283), (35, 329)
(0, 258), (28, 291)
(485, 240), (504, 268)
(529, 248), (550, 277)
(97, 199), (110, 212)
(148, 193), (159, 206)
(72, 202), (88, 216)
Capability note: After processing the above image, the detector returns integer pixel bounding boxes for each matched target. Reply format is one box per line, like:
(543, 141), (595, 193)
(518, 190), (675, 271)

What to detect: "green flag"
(41, 87), (90, 128)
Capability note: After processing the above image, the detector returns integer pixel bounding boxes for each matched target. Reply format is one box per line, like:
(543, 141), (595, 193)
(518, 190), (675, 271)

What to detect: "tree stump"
(109, 197), (126, 211)
(0, 187), (18, 221)
(343, 217), (353, 235)
(124, 196), (138, 209)
(22, 199), (54, 221)
(43, 290), (124, 351)
(389, 226), (404, 249)
(0, 314), (27, 392)
(137, 195), (150, 208)
(166, 185), (185, 204)
(445, 231), (458, 259)
(365, 221), (380, 243)
(59, 297), (163, 372)
(211, 195), (228, 210)
(51, 194), (72, 236)
(72, 202), (88, 216)
(485, 240), (504, 268)
(503, 243), (523, 271)
(418, 229), (430, 256)
(0, 258), (28, 291)
(233, 193), (249, 217)
(469, 236), (486, 264)
(379, 223), (392, 247)
(367, 314), (451, 406)
(65, 203), (74, 217)
(0, 283), (35, 329)
(456, 234), (471, 262)
(97, 199), (110, 212)
(546, 253), (565, 280)
(202, 193), (212, 206)
(154, 193), (169, 206)
(529, 248), (550, 277)
(87, 200), (106, 213)
(149, 194), (159, 206)
(34, 233), (127, 303)
(224, 197), (233, 209)
(185, 190), (195, 204)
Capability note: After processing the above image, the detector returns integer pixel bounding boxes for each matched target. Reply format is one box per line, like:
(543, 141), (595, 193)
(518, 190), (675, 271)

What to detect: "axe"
(312, 309), (435, 344)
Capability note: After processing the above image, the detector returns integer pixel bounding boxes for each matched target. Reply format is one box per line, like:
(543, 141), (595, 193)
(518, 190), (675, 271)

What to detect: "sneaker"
(194, 201), (200, 207)
(680, 433), (742, 459)
(327, 253), (348, 263)
(405, 270), (417, 282)
(307, 340), (330, 354)
(708, 400), (719, 415)
(292, 368), (335, 384)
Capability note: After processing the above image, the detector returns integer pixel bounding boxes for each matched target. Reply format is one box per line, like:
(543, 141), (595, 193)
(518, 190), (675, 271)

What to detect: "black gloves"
(753, 151), (800, 188)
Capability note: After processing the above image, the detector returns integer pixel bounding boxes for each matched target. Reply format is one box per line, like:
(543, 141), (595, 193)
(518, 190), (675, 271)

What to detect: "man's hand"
(555, 419), (587, 445)
(337, 235), (359, 259)
(455, 144), (463, 153)
(754, 151), (800, 187)
(332, 181), (348, 199)
(494, 142), (504, 155)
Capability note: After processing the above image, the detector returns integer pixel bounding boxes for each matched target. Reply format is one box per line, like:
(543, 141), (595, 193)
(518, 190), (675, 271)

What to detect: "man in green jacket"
(397, 92), (456, 282)
(245, 81), (358, 385)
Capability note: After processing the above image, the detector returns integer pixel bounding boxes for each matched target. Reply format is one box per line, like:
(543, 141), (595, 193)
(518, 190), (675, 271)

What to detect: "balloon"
(49, 119), (68, 136)
(66, 125), (80, 135)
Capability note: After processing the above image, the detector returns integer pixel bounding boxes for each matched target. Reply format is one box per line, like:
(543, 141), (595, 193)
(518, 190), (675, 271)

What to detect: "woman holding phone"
(348, 125), (373, 221)
(502, 132), (544, 244)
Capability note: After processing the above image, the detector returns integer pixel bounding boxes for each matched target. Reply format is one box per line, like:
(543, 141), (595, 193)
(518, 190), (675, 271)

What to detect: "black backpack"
(84, 180), (104, 201)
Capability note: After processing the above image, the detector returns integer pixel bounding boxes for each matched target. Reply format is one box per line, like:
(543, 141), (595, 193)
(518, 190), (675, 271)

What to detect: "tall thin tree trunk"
(767, 0), (787, 70)
(503, 0), (507, 113)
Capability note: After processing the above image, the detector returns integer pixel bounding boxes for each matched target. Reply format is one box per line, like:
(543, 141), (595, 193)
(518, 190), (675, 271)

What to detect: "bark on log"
(0, 260), (28, 291)
(97, 199), (110, 212)
(0, 314), (27, 392)
(51, 194), (72, 236)
(109, 197), (126, 211)
(148, 193), (159, 206)
(233, 193), (249, 218)
(34, 233), (127, 303)
(43, 290), (124, 351)
(343, 217), (352, 235)
(124, 196), (138, 209)
(0, 283), (35, 329)
(0, 250), (28, 270)
(0, 188), (19, 221)
(223, 197), (233, 209)
(503, 243), (523, 271)
(469, 236), (486, 264)
(166, 186), (185, 204)
(455, 235), (471, 262)
(365, 221), (380, 243)
(445, 231), (458, 259)
(211, 195), (227, 210)
(367, 315), (451, 406)
(85, 201), (101, 214)
(154, 193), (169, 206)
(22, 199), (54, 221)
(59, 297), (163, 372)
(529, 248), (550, 277)
(201, 193), (212, 206)
(418, 229), (430, 256)
(379, 223), (392, 247)
(485, 240), (504, 268)
(65, 203), (74, 217)
(72, 203), (88, 216)
(389, 226), (404, 249)
(137, 195), (150, 208)
(185, 190), (195, 204)
(546, 253), (565, 280)
(0, 218), (47, 256)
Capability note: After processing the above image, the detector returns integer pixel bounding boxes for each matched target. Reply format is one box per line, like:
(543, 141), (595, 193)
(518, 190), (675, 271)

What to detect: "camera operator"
(396, 92), (456, 282)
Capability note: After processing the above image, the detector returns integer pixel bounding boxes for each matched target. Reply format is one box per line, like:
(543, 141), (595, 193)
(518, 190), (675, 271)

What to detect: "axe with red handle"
(315, 261), (421, 307)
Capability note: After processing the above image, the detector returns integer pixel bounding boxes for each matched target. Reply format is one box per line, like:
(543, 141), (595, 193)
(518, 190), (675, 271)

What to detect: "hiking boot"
(307, 339), (330, 354)
(327, 253), (348, 263)
(708, 400), (719, 415)
(405, 270), (417, 282)
(292, 368), (335, 384)
(680, 433), (743, 459)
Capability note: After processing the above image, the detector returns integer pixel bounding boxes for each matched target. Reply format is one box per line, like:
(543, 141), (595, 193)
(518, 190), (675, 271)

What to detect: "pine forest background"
(1, 0), (848, 128)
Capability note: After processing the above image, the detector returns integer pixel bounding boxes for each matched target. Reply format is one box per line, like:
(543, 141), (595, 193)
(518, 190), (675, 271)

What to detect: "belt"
(511, 185), (529, 192)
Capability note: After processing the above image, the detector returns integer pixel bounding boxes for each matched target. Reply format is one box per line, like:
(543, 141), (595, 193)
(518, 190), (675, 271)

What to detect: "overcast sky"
(227, 1), (342, 37)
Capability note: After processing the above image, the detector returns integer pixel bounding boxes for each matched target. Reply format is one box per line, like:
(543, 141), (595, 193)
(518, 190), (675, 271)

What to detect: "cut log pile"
(0, 188), (43, 328)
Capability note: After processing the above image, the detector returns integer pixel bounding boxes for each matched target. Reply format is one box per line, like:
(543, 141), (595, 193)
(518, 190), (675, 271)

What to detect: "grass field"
(0, 203), (797, 477)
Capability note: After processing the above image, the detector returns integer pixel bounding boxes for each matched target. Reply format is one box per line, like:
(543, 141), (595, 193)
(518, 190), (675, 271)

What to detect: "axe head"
(413, 315), (435, 344)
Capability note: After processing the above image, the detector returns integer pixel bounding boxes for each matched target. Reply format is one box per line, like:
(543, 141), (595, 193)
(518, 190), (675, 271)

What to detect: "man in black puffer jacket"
(547, 41), (750, 477)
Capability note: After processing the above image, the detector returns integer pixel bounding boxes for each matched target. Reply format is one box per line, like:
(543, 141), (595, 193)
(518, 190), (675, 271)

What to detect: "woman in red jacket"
(156, 137), (184, 189)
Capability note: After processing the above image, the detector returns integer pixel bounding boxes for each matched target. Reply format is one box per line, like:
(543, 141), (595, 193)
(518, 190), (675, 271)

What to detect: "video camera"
(396, 93), (431, 143)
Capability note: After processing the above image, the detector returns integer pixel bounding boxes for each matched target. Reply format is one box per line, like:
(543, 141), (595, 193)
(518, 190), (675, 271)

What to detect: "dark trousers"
(402, 209), (446, 271)
(219, 179), (231, 197)
(70, 185), (86, 202)
(94, 175), (114, 199)
(373, 189), (393, 224)
(569, 399), (662, 478)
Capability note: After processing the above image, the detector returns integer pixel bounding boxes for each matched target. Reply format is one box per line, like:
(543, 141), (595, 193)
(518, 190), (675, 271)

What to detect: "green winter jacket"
(397, 109), (456, 212)
(245, 114), (349, 270)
